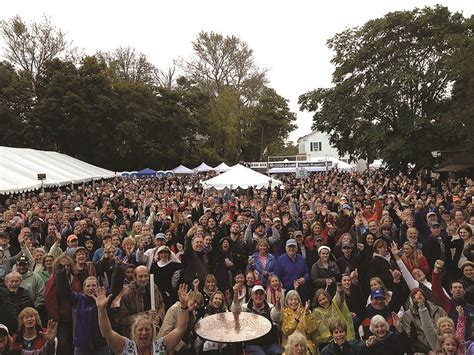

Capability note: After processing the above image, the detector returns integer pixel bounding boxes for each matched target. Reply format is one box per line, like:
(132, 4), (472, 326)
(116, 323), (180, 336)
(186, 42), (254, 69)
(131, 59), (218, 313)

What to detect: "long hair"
(52, 253), (77, 275)
(17, 307), (42, 334)
(402, 241), (420, 267)
(313, 289), (331, 308)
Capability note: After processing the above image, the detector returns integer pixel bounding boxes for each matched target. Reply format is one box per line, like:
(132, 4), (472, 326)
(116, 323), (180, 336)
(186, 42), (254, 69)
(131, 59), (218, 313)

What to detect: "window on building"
(310, 142), (322, 152)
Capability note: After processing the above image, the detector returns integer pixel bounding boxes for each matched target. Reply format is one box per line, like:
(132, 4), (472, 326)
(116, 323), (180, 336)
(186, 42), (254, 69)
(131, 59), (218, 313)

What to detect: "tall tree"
(243, 88), (296, 161)
(183, 31), (267, 105)
(0, 15), (74, 86)
(299, 6), (468, 172)
(97, 46), (156, 85)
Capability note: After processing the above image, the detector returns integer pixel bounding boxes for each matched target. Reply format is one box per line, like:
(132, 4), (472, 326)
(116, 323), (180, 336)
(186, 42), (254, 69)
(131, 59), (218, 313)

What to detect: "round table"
(195, 312), (272, 343)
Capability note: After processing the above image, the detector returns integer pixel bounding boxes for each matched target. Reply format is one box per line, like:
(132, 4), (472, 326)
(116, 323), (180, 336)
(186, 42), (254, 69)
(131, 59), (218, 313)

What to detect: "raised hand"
(304, 300), (311, 313)
(390, 242), (401, 260)
(456, 305), (464, 316)
(178, 283), (189, 307)
(434, 259), (445, 273)
(92, 286), (111, 309)
(366, 335), (377, 347)
(40, 319), (58, 343)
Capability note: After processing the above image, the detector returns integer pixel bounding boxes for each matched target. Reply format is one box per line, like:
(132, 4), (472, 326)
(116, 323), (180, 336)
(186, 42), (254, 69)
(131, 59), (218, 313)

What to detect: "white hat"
(252, 285), (265, 294)
(0, 324), (8, 334)
(318, 246), (331, 254)
(74, 207), (81, 212)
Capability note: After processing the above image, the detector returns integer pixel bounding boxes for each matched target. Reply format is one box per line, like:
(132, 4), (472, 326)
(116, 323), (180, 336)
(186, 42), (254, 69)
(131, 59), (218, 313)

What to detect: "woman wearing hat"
(150, 245), (182, 310)
(311, 246), (340, 296)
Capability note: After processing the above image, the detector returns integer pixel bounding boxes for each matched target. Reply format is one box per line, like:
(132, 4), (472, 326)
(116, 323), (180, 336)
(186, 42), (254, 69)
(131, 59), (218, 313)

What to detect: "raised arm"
(93, 286), (126, 353)
(390, 242), (418, 290)
(163, 284), (191, 352)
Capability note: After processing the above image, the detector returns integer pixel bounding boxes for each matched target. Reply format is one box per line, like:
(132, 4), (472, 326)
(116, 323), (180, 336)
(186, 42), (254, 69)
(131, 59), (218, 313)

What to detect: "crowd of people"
(0, 170), (473, 355)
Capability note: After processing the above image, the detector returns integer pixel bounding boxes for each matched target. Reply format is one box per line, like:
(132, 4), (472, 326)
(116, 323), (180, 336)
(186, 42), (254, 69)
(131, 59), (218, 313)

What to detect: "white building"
(297, 131), (350, 163)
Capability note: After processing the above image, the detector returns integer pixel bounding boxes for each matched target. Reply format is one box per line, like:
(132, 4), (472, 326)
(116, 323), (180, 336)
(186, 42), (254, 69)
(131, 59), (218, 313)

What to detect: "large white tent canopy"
(203, 164), (282, 190)
(0, 146), (116, 194)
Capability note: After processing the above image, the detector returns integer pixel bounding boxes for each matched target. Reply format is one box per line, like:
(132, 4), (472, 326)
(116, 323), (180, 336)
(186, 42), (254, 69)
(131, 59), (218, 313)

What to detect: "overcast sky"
(2, 1), (473, 142)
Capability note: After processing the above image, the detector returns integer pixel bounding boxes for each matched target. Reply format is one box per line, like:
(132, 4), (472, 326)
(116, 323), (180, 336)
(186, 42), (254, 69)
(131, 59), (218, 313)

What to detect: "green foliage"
(0, 17), (296, 170)
(300, 6), (472, 172)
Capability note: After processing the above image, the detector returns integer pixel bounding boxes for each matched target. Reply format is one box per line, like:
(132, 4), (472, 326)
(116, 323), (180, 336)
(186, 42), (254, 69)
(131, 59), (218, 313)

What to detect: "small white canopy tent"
(193, 162), (214, 173)
(203, 164), (282, 190)
(0, 146), (115, 194)
(172, 165), (195, 175)
(308, 156), (354, 170)
(213, 162), (231, 173)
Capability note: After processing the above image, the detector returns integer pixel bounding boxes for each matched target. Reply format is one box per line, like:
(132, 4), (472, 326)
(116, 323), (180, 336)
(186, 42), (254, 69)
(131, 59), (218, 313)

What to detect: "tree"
(299, 6), (469, 172)
(97, 46), (156, 85)
(0, 15), (74, 86)
(243, 88), (296, 161)
(0, 61), (35, 146)
(183, 31), (267, 105)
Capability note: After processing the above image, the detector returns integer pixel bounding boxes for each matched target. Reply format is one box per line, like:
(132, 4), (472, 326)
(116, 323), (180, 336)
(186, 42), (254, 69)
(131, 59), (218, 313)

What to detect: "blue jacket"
(247, 252), (276, 285)
(274, 253), (310, 291)
(71, 291), (108, 350)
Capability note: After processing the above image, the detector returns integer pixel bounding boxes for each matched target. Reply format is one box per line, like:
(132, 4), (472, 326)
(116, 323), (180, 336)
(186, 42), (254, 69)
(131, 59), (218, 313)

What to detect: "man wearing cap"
(360, 273), (408, 337)
(231, 284), (282, 354)
(16, 255), (45, 311)
(422, 221), (448, 270)
(0, 271), (33, 334)
(275, 239), (311, 301)
(136, 233), (170, 270)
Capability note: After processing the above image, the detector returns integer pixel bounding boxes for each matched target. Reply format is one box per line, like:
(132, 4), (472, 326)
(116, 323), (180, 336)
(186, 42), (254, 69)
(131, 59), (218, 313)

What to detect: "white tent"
(308, 156), (354, 170)
(193, 162), (214, 173)
(213, 162), (231, 173)
(172, 165), (195, 175)
(203, 164), (282, 190)
(0, 146), (115, 194)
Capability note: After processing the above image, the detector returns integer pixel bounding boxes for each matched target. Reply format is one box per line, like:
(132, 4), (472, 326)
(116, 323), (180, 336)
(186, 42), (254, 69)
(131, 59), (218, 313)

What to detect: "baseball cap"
(17, 255), (30, 264)
(371, 288), (385, 299)
(426, 212), (436, 218)
(430, 221), (440, 227)
(0, 324), (8, 335)
(67, 234), (78, 243)
(74, 207), (81, 212)
(252, 285), (265, 294)
(273, 217), (281, 223)
(293, 230), (303, 237)
(286, 239), (297, 247)
(204, 208), (212, 213)
(341, 242), (353, 249)
(314, 235), (324, 242)
(342, 204), (351, 210)
(155, 233), (166, 240)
